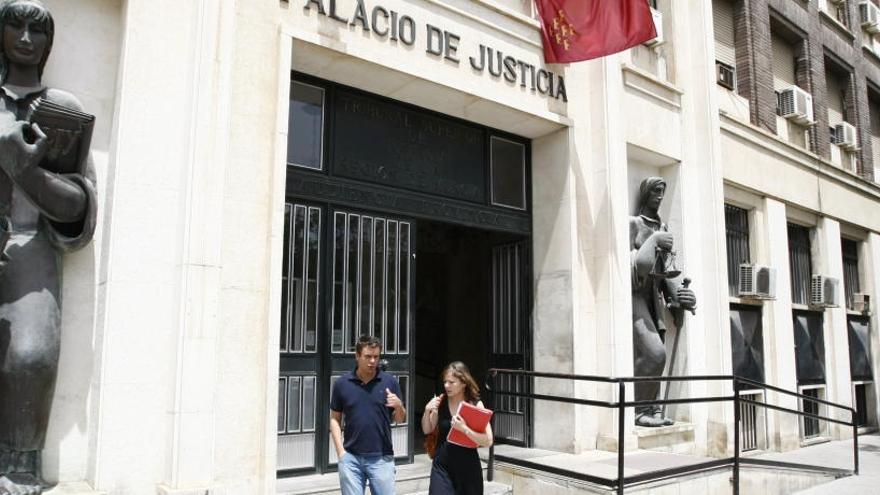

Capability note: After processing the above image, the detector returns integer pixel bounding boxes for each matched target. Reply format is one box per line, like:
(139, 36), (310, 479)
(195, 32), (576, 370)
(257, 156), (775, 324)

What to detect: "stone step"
(405, 481), (512, 495)
(276, 454), (509, 495)
(278, 478), (508, 495)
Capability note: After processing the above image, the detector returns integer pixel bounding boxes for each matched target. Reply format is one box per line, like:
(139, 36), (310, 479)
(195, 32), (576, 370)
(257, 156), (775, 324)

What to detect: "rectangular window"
(730, 304), (764, 384)
(793, 310), (826, 384)
(287, 81), (325, 170)
(855, 383), (869, 427)
(725, 205), (751, 296)
(800, 386), (824, 439)
(490, 136), (527, 210)
(739, 390), (768, 452)
(713, 0), (736, 68)
(842, 239), (860, 310)
(848, 316), (873, 381)
(870, 94), (880, 171)
(278, 377), (287, 434)
(788, 223), (812, 305)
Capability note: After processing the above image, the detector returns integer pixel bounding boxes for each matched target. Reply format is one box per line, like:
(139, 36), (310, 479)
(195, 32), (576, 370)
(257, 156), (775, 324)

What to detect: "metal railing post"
(487, 371), (496, 482)
(733, 377), (740, 495)
(618, 381), (625, 495)
(852, 409), (859, 476)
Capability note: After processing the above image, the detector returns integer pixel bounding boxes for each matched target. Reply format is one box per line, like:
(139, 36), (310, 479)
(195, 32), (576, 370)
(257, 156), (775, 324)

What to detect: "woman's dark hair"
(0, 0), (54, 84)
(441, 361), (480, 404)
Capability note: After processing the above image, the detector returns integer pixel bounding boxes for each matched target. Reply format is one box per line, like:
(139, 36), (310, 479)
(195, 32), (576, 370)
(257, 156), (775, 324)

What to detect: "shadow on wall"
(40, 0), (124, 485)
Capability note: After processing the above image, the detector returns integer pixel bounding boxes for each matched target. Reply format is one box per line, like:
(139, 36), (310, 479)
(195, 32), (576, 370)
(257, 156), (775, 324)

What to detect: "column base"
(45, 482), (106, 495)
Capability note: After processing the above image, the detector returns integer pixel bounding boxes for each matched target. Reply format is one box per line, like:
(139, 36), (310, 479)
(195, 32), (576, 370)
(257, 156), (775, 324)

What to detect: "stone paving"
(782, 433), (880, 494)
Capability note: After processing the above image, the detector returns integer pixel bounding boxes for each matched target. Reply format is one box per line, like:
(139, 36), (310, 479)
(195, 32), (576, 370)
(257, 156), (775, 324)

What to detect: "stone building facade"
(25, 0), (880, 493)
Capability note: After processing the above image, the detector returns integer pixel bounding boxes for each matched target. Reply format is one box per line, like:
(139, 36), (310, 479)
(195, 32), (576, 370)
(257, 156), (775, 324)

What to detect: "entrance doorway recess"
(277, 75), (534, 475)
(413, 222), (531, 454)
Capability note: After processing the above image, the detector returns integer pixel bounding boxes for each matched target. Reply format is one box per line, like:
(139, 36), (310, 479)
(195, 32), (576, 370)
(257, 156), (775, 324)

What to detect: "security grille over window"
(739, 390), (767, 452)
(788, 223), (813, 306)
(779, 86), (814, 125)
(717, 62), (736, 90)
(281, 204), (321, 354)
(811, 275), (840, 308)
(800, 386), (825, 439)
(492, 242), (529, 444)
(278, 375), (318, 470)
(331, 211), (411, 355)
(725, 204), (751, 296)
(861, 1), (880, 33)
(833, 122), (859, 150)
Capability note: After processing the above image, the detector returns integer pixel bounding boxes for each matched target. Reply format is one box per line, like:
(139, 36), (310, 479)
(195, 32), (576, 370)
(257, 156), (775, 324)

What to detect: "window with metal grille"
(280, 204), (321, 354)
(331, 211), (411, 355)
(725, 205), (751, 297)
(788, 223), (812, 305)
(801, 387), (822, 439)
(842, 239), (860, 310)
(739, 391), (766, 452)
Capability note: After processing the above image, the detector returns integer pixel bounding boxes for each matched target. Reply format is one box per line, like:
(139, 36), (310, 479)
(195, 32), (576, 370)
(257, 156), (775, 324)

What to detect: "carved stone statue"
(630, 177), (695, 427)
(0, 2), (97, 492)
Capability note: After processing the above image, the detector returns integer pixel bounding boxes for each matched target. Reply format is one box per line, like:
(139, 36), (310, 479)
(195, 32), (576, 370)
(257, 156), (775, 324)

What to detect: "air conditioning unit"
(811, 275), (840, 308)
(717, 62), (736, 90)
(644, 8), (664, 47)
(833, 122), (859, 151)
(829, 0), (847, 5)
(778, 86), (814, 125)
(861, 1), (880, 33)
(738, 264), (777, 300)
(854, 293), (871, 313)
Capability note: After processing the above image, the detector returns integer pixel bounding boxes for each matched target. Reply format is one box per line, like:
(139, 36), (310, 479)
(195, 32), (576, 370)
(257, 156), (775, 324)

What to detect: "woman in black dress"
(421, 361), (493, 495)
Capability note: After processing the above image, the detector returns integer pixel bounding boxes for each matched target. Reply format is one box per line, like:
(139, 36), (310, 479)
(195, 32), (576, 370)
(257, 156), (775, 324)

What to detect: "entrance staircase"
(276, 454), (511, 495)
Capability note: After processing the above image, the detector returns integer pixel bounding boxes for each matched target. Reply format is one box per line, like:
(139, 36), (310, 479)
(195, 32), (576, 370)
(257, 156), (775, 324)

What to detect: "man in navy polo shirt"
(330, 335), (406, 495)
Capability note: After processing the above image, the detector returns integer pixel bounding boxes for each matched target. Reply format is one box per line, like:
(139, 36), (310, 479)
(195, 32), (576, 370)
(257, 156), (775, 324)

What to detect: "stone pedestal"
(635, 423), (697, 455)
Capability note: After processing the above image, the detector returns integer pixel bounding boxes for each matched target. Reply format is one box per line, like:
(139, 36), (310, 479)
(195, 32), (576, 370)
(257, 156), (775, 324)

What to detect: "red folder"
(446, 402), (493, 448)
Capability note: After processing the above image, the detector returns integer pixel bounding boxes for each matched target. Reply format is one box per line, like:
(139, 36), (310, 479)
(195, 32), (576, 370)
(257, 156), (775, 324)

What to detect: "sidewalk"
(755, 433), (880, 494)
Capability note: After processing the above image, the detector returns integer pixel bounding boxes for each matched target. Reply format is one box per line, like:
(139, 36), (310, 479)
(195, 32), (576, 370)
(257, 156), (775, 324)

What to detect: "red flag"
(535, 0), (658, 63)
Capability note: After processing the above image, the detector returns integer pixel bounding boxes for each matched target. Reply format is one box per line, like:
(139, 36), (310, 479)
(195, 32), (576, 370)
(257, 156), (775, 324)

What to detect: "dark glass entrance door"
(278, 202), (414, 474)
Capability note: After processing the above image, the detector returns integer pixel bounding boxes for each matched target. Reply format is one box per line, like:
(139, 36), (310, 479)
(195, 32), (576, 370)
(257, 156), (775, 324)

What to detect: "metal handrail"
(484, 368), (860, 495)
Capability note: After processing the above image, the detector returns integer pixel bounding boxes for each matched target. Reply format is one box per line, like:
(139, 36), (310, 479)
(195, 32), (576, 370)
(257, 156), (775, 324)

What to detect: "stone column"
(864, 233), (880, 427)
(760, 198), (801, 451)
(813, 217), (853, 439)
(583, 56), (637, 453)
(530, 59), (618, 453)
(90, 0), (271, 493)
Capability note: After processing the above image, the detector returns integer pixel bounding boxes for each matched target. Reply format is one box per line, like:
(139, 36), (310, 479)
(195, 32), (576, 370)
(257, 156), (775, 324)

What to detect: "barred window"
(788, 223), (812, 305)
(842, 239), (860, 310)
(725, 205), (751, 296)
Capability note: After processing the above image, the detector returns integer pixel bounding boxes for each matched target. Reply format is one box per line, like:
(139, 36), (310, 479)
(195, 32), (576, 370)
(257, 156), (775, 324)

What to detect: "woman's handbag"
(424, 425), (439, 459)
(424, 395), (444, 458)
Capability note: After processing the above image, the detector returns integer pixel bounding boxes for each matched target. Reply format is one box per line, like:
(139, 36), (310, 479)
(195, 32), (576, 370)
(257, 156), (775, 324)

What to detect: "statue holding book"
(0, 1), (97, 493)
(630, 177), (695, 427)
